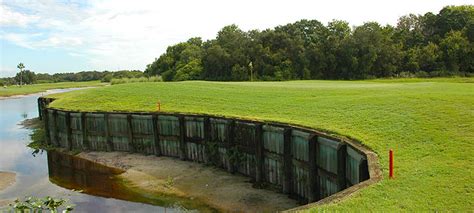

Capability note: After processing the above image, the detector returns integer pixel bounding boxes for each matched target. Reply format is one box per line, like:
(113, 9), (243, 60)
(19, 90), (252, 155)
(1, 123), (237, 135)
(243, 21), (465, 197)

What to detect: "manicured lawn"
(0, 81), (106, 97)
(48, 78), (474, 211)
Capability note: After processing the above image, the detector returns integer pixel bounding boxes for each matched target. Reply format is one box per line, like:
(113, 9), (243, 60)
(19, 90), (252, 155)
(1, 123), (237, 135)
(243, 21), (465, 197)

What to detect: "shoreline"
(0, 85), (105, 100)
(0, 170), (15, 208)
(77, 151), (300, 212)
(0, 171), (16, 192)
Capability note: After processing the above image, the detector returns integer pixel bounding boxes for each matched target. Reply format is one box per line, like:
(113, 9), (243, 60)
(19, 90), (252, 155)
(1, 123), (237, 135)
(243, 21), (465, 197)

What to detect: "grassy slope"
(48, 78), (474, 211)
(0, 81), (106, 97)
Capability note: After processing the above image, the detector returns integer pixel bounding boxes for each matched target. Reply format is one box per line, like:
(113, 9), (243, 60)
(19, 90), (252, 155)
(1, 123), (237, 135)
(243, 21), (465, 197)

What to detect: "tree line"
(145, 5), (474, 81)
(0, 70), (144, 86)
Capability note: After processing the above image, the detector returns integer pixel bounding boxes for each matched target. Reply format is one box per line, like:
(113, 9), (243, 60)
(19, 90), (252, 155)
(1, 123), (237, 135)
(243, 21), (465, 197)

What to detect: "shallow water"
(0, 89), (206, 212)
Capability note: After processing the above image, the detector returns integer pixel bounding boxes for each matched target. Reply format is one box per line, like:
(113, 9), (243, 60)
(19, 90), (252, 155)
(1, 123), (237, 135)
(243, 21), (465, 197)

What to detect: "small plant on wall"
(205, 142), (220, 166)
(226, 147), (245, 171)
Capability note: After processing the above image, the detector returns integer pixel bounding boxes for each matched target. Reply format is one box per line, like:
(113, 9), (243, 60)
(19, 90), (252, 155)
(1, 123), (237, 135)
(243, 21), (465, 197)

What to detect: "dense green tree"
(435, 5), (474, 37)
(14, 70), (36, 84)
(175, 59), (203, 81)
(325, 20), (352, 79)
(1, 70), (144, 85)
(202, 43), (232, 80)
(145, 37), (203, 81)
(440, 31), (471, 72)
(143, 5), (473, 81)
(202, 24), (251, 80)
(351, 22), (402, 78)
(404, 42), (442, 73)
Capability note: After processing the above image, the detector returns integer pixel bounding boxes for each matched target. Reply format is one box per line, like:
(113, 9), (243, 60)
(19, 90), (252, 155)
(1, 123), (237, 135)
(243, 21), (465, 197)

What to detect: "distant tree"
(440, 31), (470, 72)
(435, 5), (474, 37)
(202, 43), (232, 80)
(1, 70), (145, 85)
(204, 24), (251, 80)
(174, 59), (203, 81)
(144, 37), (203, 81)
(140, 5), (474, 80)
(17, 63), (25, 86)
(101, 73), (113, 82)
(14, 69), (36, 84)
(419, 42), (441, 72)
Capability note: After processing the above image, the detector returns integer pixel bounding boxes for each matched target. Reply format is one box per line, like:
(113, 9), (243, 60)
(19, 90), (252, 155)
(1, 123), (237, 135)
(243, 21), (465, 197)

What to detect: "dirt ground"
(77, 152), (300, 212)
(0, 171), (15, 191)
(0, 171), (16, 207)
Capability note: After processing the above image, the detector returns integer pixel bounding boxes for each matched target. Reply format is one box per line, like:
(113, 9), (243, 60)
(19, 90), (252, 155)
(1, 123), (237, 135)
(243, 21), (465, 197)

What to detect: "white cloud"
(0, 32), (50, 49)
(1, 0), (472, 73)
(0, 4), (39, 27)
(0, 67), (18, 77)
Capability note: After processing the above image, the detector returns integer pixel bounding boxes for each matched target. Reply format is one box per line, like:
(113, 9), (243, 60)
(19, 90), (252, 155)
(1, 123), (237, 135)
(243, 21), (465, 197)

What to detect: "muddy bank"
(19, 118), (41, 129)
(0, 172), (16, 207)
(0, 171), (16, 192)
(77, 152), (300, 212)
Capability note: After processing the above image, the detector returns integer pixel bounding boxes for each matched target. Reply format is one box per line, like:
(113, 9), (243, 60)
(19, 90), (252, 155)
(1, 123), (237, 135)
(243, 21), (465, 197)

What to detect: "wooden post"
(178, 115), (187, 160)
(81, 112), (89, 150)
(283, 128), (293, 194)
(255, 123), (264, 184)
(43, 109), (51, 145)
(203, 117), (211, 163)
(337, 144), (347, 190)
(152, 114), (161, 156)
(104, 114), (114, 152)
(127, 114), (135, 152)
(308, 134), (319, 202)
(65, 112), (73, 151)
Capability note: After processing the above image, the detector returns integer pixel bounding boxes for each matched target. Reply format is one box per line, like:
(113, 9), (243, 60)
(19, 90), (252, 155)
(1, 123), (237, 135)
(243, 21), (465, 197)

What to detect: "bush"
(110, 76), (163, 85)
(414, 71), (430, 78)
(398, 72), (416, 78)
(101, 74), (113, 82)
(9, 196), (74, 212)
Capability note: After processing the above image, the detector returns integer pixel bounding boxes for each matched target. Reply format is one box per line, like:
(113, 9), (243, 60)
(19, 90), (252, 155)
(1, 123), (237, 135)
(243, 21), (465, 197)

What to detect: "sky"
(0, 0), (472, 77)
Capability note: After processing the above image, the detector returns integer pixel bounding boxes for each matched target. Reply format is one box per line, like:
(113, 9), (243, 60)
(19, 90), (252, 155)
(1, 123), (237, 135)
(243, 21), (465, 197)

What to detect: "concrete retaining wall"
(38, 97), (381, 206)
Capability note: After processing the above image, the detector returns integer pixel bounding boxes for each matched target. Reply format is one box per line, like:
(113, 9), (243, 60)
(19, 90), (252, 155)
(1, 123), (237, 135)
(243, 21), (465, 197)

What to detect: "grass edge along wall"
(38, 97), (381, 210)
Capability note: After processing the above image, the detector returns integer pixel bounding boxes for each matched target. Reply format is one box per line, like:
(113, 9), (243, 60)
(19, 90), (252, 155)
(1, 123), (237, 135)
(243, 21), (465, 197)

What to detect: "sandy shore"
(0, 171), (15, 191)
(78, 152), (299, 212)
(0, 171), (16, 207)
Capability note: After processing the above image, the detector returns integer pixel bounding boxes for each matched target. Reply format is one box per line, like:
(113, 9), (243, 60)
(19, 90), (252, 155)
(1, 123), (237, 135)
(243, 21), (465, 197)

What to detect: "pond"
(0, 89), (211, 212)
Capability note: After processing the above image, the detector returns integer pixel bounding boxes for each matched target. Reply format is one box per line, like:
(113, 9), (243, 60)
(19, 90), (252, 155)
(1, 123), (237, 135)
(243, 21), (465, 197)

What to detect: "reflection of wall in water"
(47, 151), (124, 198)
(47, 151), (218, 211)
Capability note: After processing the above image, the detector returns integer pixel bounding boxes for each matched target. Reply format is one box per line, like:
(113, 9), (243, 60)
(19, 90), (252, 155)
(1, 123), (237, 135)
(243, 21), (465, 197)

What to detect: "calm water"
(0, 89), (206, 212)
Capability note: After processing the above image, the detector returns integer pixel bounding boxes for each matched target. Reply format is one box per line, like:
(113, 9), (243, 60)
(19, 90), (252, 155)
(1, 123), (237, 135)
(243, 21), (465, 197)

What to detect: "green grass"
(0, 81), (107, 97)
(47, 78), (474, 211)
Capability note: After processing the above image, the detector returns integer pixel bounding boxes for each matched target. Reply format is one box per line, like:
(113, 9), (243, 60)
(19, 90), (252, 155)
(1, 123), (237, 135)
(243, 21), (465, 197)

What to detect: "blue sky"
(0, 0), (472, 77)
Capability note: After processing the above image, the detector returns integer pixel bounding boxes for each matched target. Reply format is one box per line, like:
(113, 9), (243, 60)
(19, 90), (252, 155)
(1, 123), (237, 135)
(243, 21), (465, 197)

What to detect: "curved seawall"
(38, 97), (381, 208)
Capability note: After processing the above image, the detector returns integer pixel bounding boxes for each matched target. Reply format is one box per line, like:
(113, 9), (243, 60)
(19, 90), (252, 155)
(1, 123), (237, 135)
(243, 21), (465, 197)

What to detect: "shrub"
(110, 76), (163, 85)
(9, 196), (74, 212)
(414, 71), (430, 78)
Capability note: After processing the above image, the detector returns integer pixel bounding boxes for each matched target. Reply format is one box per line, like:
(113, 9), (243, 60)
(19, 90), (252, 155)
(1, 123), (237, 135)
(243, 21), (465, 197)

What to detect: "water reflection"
(47, 151), (126, 199)
(46, 151), (214, 212)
